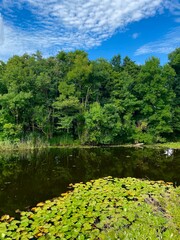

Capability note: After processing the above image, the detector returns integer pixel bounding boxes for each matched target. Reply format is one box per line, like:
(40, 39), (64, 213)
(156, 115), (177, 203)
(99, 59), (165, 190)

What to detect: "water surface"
(0, 147), (179, 217)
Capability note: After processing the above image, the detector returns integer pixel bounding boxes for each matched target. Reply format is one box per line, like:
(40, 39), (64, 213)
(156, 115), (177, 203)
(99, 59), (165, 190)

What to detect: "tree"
(90, 58), (115, 104)
(0, 49), (179, 144)
(134, 57), (175, 143)
(83, 102), (121, 144)
(53, 81), (81, 135)
(0, 61), (6, 94)
(168, 48), (180, 135)
(0, 55), (34, 140)
(168, 48), (180, 74)
(53, 51), (92, 138)
(122, 56), (141, 79)
(65, 51), (92, 108)
(110, 71), (139, 142)
(110, 54), (121, 72)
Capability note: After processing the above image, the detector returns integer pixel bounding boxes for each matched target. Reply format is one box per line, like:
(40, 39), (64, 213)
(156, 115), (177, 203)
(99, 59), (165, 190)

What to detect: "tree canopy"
(0, 48), (179, 144)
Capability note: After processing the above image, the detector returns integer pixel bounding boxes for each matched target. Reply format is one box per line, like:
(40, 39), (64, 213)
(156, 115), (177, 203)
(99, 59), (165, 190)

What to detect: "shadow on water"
(0, 147), (179, 217)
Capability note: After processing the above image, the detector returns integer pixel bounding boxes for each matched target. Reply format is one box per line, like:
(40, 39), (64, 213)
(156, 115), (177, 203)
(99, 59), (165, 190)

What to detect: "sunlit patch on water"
(164, 148), (173, 156)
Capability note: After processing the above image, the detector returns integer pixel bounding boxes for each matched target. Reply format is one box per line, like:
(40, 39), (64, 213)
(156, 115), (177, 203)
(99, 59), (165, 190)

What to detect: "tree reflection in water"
(0, 147), (179, 217)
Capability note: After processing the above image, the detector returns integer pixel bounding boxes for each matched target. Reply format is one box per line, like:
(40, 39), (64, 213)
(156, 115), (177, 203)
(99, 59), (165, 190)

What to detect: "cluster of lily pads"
(0, 177), (180, 239)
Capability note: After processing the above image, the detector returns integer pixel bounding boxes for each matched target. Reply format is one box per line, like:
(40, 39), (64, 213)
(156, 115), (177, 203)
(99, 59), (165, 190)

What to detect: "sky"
(0, 0), (180, 64)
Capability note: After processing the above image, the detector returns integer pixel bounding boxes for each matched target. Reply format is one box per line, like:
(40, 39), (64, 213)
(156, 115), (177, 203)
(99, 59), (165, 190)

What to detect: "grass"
(0, 138), (180, 151)
(49, 135), (81, 147)
(150, 142), (180, 149)
(0, 139), (48, 151)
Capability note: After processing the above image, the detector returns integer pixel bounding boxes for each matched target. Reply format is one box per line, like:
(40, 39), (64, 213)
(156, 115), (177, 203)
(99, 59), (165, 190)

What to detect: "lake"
(0, 147), (179, 217)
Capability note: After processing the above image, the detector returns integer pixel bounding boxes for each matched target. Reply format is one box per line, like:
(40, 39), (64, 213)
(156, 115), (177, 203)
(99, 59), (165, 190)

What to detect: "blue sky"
(0, 0), (180, 64)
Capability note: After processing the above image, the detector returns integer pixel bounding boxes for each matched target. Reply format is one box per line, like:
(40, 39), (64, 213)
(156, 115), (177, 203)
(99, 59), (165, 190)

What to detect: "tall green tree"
(110, 71), (139, 142)
(0, 61), (6, 95)
(53, 51), (91, 138)
(0, 55), (34, 140)
(53, 82), (81, 136)
(168, 48), (180, 135)
(110, 54), (121, 72)
(90, 58), (115, 104)
(83, 102), (121, 144)
(134, 57), (175, 143)
(122, 56), (141, 79)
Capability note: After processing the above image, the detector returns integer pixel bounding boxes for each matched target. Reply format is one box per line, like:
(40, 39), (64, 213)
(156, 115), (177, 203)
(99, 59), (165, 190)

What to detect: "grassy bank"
(0, 140), (49, 151)
(0, 177), (179, 239)
(0, 139), (180, 151)
(153, 142), (180, 149)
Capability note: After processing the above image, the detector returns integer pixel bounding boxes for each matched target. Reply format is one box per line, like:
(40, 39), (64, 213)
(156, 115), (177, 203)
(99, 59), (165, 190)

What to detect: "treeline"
(0, 48), (179, 145)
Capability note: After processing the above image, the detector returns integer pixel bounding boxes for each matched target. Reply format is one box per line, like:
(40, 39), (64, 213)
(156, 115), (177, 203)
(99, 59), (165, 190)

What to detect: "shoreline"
(0, 141), (180, 151)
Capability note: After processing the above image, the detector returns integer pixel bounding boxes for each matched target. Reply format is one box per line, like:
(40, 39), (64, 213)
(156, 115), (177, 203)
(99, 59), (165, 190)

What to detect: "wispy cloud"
(0, 14), (4, 45)
(0, 0), (174, 60)
(135, 27), (180, 56)
(132, 33), (140, 39)
(164, 0), (180, 22)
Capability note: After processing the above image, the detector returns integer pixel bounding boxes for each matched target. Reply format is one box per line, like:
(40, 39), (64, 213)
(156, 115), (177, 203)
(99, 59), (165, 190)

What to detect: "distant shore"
(0, 140), (180, 151)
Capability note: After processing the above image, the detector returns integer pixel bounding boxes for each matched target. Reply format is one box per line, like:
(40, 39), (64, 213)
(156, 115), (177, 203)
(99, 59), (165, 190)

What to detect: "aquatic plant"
(0, 177), (179, 239)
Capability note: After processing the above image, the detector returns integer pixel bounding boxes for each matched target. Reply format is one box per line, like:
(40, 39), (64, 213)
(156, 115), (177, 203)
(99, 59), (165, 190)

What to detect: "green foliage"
(84, 102), (121, 144)
(2, 123), (22, 141)
(155, 142), (180, 149)
(90, 58), (114, 104)
(0, 177), (179, 239)
(49, 134), (77, 146)
(168, 48), (180, 74)
(134, 57), (175, 143)
(122, 56), (141, 79)
(0, 48), (179, 145)
(168, 48), (180, 135)
(109, 70), (140, 143)
(110, 54), (121, 72)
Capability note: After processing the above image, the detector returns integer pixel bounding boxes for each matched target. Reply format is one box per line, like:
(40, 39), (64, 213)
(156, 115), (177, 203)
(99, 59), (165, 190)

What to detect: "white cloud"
(135, 27), (180, 56)
(0, 0), (174, 60)
(132, 33), (139, 39)
(164, 0), (180, 20)
(0, 14), (4, 45)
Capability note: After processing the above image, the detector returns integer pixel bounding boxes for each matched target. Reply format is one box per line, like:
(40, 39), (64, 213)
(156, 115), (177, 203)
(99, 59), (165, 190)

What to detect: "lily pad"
(0, 177), (179, 239)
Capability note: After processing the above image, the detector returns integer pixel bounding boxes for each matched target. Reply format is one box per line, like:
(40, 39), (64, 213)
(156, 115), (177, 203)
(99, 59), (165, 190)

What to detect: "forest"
(0, 48), (179, 145)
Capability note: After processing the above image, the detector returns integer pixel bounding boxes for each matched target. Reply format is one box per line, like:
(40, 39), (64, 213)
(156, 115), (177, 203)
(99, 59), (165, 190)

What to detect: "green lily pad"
(0, 177), (179, 239)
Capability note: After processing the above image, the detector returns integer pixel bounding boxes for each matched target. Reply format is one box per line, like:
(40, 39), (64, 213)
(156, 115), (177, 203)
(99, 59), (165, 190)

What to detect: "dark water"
(0, 147), (179, 217)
